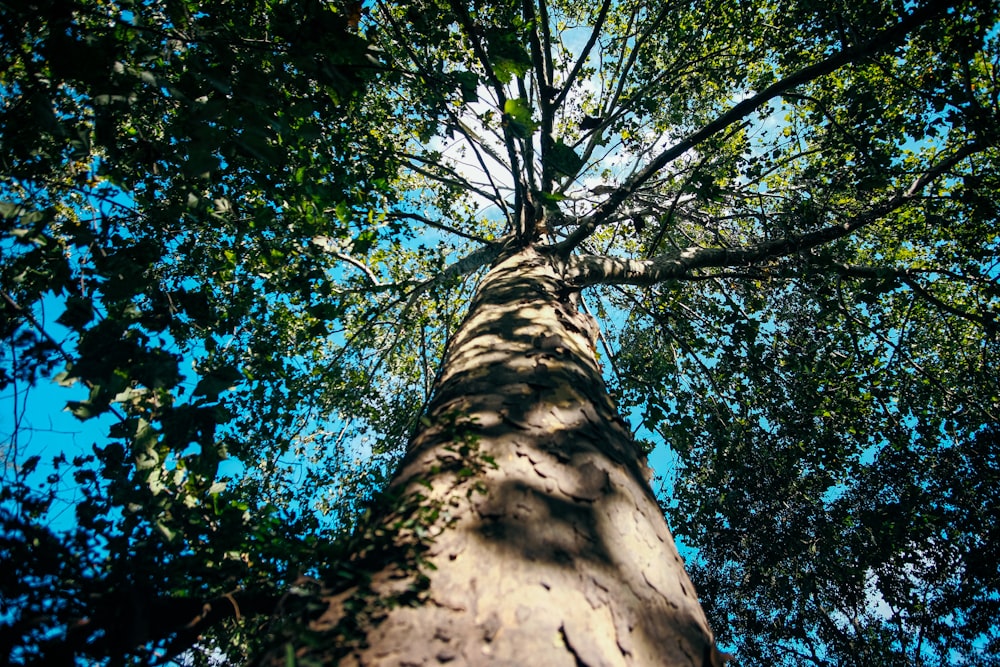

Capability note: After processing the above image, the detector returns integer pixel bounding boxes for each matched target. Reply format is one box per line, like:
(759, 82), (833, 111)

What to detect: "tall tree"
(1, 0), (998, 665)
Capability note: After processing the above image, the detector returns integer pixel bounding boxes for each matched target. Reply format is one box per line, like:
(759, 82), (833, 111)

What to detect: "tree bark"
(269, 246), (722, 665)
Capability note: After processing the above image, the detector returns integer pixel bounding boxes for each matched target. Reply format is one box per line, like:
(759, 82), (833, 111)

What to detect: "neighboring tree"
(1, 0), (998, 666)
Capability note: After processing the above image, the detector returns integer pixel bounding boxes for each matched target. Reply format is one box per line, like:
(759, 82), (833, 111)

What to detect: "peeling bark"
(265, 247), (722, 666)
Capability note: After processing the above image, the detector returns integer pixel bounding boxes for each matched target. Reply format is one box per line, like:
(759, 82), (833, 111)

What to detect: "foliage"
(1, 0), (999, 664)
(1, 0), (457, 662)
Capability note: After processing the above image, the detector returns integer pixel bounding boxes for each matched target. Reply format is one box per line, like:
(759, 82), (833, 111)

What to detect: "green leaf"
(536, 191), (567, 203)
(56, 296), (93, 330)
(546, 139), (584, 176)
(503, 98), (536, 138)
(454, 71), (479, 103)
(194, 365), (243, 402)
(66, 400), (99, 421)
(489, 32), (531, 83)
(335, 201), (351, 223)
(351, 229), (378, 255)
(20, 455), (41, 475)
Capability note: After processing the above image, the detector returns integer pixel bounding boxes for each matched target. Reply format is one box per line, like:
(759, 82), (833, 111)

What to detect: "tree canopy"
(1, 0), (998, 664)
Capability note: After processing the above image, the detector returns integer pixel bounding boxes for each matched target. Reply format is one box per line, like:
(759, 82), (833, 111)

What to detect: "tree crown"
(1, 0), (998, 663)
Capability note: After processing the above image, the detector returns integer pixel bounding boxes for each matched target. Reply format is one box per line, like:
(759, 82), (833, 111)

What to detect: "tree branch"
(445, 0), (526, 233)
(566, 142), (982, 286)
(386, 211), (493, 244)
(526, 0), (554, 192)
(551, 0), (612, 111)
(555, 0), (958, 256)
(41, 588), (279, 666)
(401, 154), (503, 206)
(829, 262), (994, 330)
(371, 2), (510, 220)
(334, 252), (382, 286)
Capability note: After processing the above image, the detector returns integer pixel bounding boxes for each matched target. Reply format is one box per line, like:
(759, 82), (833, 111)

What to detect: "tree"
(1, 0), (998, 665)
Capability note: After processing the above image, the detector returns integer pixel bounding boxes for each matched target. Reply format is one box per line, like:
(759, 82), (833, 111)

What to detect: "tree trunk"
(269, 247), (723, 665)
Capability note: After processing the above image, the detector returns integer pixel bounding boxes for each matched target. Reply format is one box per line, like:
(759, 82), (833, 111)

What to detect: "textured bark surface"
(276, 247), (721, 665)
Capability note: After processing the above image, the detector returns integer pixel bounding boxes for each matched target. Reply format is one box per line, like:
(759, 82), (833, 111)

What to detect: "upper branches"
(565, 141), (989, 286)
(554, 0), (961, 256)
